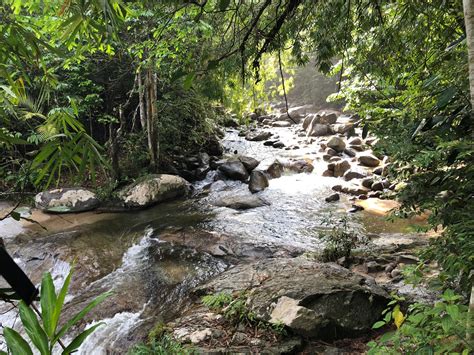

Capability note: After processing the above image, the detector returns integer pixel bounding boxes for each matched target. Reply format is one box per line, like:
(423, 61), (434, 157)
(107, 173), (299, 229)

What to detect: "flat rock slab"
(196, 258), (389, 338)
(212, 194), (270, 210)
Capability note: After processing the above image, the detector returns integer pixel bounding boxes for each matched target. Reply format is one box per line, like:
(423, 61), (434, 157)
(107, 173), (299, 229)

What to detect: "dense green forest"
(1, 0), (473, 353)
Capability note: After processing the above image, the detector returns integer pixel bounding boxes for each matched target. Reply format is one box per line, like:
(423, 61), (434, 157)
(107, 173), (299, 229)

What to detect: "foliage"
(368, 290), (472, 354)
(319, 215), (367, 262)
(1, 268), (111, 355)
(201, 292), (286, 335)
(128, 335), (193, 355)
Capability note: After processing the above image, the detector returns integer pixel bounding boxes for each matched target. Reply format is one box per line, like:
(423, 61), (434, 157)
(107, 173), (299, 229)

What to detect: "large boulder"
(358, 154), (381, 167)
(332, 122), (354, 134)
(288, 105), (314, 118)
(35, 188), (100, 213)
(249, 170), (269, 193)
(257, 159), (284, 178)
(212, 194), (270, 210)
(302, 114), (317, 130)
(218, 161), (249, 181)
(319, 112), (338, 125)
(118, 174), (189, 209)
(197, 258), (389, 339)
(307, 122), (330, 137)
(326, 136), (346, 153)
(238, 156), (260, 172)
(245, 131), (272, 141)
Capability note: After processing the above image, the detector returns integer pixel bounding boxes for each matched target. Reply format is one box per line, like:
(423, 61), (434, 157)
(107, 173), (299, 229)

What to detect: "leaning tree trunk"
(137, 70), (147, 131)
(145, 68), (158, 171)
(463, 0), (474, 342)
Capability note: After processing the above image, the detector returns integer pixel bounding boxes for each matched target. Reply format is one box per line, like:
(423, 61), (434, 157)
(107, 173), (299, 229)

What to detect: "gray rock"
(257, 159), (283, 179)
(326, 147), (338, 156)
(35, 188), (100, 213)
(307, 123), (330, 137)
(325, 193), (340, 203)
(348, 137), (362, 145)
(302, 114), (317, 130)
(333, 160), (351, 177)
(238, 156), (260, 172)
(245, 131), (272, 141)
(322, 169), (334, 177)
(319, 112), (338, 125)
(371, 181), (384, 191)
(326, 136), (346, 153)
(272, 120), (292, 127)
(361, 177), (374, 189)
(197, 258), (389, 338)
(249, 171), (269, 193)
(213, 194), (270, 210)
(286, 160), (314, 173)
(344, 170), (367, 181)
(272, 141), (285, 148)
(117, 174), (190, 209)
(358, 154), (381, 167)
(332, 122), (354, 134)
(218, 161), (249, 181)
(344, 148), (356, 157)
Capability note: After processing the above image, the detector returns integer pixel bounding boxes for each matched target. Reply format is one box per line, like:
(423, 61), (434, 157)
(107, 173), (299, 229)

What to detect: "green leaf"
(18, 301), (49, 355)
(183, 73), (195, 90)
(41, 272), (58, 339)
(372, 321), (386, 329)
(53, 267), (74, 336)
(10, 211), (21, 221)
(54, 291), (112, 343)
(3, 328), (33, 355)
(61, 322), (104, 355)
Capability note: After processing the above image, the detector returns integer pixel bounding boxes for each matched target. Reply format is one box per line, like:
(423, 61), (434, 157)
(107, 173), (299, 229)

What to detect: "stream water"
(0, 126), (424, 354)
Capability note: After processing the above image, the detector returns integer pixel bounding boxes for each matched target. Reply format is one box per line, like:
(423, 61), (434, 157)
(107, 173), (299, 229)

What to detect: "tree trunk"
(145, 68), (158, 171)
(463, 0), (474, 342)
(137, 71), (147, 131)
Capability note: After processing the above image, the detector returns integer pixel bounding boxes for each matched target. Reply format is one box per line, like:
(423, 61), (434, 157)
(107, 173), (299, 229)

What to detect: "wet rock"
(328, 156), (342, 162)
(272, 121), (292, 127)
(319, 112), (338, 125)
(325, 193), (340, 203)
(326, 136), (346, 153)
(322, 154), (333, 161)
(348, 137), (363, 145)
(116, 174), (190, 209)
(373, 166), (384, 175)
(344, 170), (367, 181)
(263, 139), (278, 146)
(35, 188), (100, 213)
(249, 171), (269, 193)
(371, 181), (384, 191)
(348, 204), (364, 213)
(333, 160), (351, 177)
(358, 154), (380, 167)
(302, 114), (317, 130)
(326, 147), (338, 156)
(218, 161), (249, 181)
(286, 160), (314, 173)
(361, 177), (374, 189)
(272, 141), (285, 148)
(307, 123), (330, 137)
(257, 159), (283, 179)
(368, 191), (382, 198)
(197, 258), (389, 339)
(322, 169), (334, 177)
(332, 122), (354, 134)
(213, 194), (270, 210)
(344, 148), (356, 157)
(205, 136), (224, 156)
(245, 131), (272, 141)
(238, 156), (260, 172)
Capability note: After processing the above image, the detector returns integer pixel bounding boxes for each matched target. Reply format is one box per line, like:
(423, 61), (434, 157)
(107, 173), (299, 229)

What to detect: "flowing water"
(0, 126), (424, 354)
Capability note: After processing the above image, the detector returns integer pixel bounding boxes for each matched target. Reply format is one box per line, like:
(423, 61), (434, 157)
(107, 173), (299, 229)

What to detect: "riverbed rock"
(197, 258), (389, 338)
(325, 193), (340, 203)
(249, 171), (269, 193)
(302, 114), (317, 130)
(238, 156), (260, 172)
(326, 136), (346, 153)
(257, 159), (283, 179)
(344, 170), (367, 181)
(213, 194), (270, 210)
(333, 160), (351, 177)
(361, 177), (374, 189)
(319, 112), (338, 125)
(218, 161), (249, 181)
(286, 159), (314, 173)
(272, 121), (292, 127)
(272, 141), (285, 148)
(245, 131), (272, 141)
(358, 154), (380, 167)
(117, 174), (190, 209)
(332, 122), (354, 134)
(35, 188), (100, 213)
(289, 105), (314, 118)
(344, 148), (357, 157)
(348, 137), (363, 146)
(307, 123), (329, 137)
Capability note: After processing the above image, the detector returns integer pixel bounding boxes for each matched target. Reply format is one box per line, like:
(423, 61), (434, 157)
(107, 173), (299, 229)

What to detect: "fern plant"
(1, 269), (111, 355)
